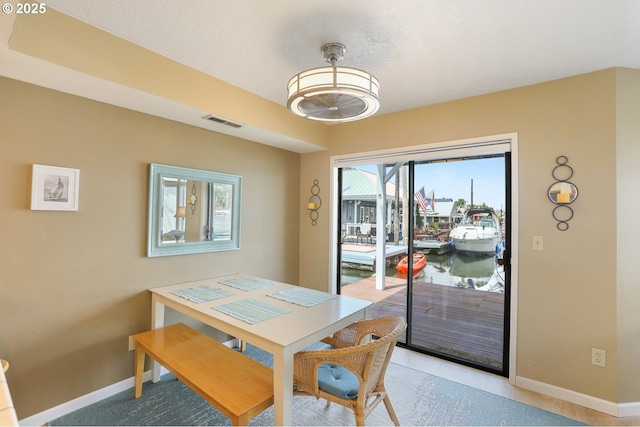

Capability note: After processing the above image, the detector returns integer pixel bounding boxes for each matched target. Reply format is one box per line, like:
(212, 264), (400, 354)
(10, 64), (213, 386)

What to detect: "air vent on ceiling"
(202, 114), (242, 129)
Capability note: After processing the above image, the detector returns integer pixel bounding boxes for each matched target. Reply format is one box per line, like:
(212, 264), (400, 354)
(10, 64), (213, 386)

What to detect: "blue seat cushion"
(317, 363), (359, 399)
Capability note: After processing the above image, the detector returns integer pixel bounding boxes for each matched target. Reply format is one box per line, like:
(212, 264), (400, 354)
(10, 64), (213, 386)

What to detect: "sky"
(356, 156), (506, 211)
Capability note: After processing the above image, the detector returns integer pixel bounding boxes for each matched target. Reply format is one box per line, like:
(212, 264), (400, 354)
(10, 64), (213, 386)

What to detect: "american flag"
(415, 187), (428, 212)
(415, 187), (434, 212)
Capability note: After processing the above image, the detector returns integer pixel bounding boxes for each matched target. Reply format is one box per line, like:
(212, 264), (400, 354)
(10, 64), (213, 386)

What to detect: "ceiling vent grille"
(203, 114), (242, 129)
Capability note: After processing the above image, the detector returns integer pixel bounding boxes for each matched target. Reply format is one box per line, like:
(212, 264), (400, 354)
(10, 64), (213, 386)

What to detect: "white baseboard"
(619, 401), (640, 418)
(19, 370), (144, 426)
(516, 375), (640, 418)
(18, 369), (167, 427)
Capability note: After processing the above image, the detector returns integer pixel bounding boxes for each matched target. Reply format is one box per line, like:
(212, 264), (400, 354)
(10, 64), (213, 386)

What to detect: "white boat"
(478, 265), (506, 293)
(450, 208), (502, 255)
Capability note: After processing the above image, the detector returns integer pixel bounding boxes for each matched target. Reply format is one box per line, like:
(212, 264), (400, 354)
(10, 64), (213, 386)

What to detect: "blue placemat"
(268, 287), (337, 307)
(170, 285), (234, 303)
(218, 277), (277, 291)
(213, 298), (292, 324)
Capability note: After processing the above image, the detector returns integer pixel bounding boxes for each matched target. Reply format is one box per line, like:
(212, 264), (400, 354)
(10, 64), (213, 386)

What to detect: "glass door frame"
(405, 156), (510, 376)
(330, 133), (519, 383)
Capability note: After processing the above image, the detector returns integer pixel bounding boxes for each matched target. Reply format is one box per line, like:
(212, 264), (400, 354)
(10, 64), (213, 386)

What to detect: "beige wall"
(0, 77), (300, 418)
(300, 68), (640, 404)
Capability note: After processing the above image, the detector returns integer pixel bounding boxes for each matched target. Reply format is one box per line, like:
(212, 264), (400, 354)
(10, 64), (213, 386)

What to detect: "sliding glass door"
(338, 163), (412, 345)
(337, 144), (511, 375)
(408, 155), (508, 373)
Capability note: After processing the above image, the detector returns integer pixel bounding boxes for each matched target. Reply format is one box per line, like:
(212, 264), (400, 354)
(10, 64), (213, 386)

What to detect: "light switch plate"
(532, 235), (543, 251)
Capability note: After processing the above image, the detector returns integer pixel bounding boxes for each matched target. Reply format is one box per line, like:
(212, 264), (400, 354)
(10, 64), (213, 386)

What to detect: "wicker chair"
(293, 317), (407, 426)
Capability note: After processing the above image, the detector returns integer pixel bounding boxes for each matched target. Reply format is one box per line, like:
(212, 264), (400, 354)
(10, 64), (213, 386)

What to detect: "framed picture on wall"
(31, 164), (80, 211)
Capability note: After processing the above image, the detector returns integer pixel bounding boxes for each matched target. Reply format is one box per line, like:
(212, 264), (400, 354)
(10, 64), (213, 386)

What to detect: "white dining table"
(0, 359), (18, 426)
(148, 274), (372, 426)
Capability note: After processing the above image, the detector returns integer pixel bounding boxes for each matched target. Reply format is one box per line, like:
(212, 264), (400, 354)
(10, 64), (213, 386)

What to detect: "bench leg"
(134, 345), (145, 398)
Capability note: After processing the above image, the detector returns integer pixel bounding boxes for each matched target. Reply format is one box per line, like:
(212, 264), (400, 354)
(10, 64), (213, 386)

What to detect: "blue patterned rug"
(50, 345), (586, 426)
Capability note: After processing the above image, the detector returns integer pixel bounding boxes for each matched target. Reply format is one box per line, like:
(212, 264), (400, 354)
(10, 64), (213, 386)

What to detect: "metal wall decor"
(189, 181), (198, 214)
(307, 179), (321, 226)
(548, 156), (578, 231)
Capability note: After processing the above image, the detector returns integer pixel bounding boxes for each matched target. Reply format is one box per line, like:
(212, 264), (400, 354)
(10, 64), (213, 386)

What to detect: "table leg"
(150, 297), (165, 383)
(272, 348), (294, 426)
(364, 305), (371, 320)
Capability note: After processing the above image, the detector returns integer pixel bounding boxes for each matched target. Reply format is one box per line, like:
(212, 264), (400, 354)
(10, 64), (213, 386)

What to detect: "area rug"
(49, 346), (586, 426)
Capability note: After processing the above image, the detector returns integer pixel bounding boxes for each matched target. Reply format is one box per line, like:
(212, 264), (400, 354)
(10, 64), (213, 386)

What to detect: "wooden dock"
(341, 244), (407, 271)
(413, 230), (452, 253)
(341, 276), (505, 369)
(413, 239), (452, 253)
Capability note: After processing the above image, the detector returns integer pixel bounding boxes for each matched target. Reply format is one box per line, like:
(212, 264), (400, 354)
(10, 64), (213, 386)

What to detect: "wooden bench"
(132, 323), (274, 425)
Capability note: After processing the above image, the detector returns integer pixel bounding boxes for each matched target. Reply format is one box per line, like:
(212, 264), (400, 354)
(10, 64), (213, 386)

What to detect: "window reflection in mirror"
(160, 179), (234, 244)
(148, 164), (241, 257)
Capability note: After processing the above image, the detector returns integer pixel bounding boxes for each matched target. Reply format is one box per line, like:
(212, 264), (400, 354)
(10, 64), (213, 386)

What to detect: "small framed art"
(31, 164), (80, 211)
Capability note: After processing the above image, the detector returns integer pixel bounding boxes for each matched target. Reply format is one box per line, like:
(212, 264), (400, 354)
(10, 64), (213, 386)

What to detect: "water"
(341, 251), (503, 291)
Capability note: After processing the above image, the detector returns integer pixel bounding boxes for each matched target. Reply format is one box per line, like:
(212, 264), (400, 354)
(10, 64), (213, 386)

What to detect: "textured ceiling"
(44, 0), (640, 117)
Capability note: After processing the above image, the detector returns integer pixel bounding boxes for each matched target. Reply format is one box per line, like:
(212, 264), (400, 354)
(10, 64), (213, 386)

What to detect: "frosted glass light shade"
(287, 66), (380, 122)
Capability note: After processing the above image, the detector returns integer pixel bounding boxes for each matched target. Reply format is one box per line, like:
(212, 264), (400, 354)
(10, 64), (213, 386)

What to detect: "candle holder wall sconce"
(307, 179), (321, 226)
(189, 181), (198, 214)
(548, 156), (578, 231)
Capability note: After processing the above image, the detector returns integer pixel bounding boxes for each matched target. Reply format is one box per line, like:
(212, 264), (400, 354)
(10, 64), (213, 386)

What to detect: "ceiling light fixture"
(287, 43), (380, 123)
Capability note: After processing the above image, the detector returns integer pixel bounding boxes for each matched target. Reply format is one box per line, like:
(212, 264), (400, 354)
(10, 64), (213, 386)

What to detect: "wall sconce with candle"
(188, 181), (198, 214)
(307, 179), (321, 226)
(548, 156), (578, 231)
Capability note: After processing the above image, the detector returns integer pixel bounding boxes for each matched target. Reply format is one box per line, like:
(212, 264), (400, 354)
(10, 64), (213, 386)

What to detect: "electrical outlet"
(128, 335), (136, 351)
(592, 348), (606, 367)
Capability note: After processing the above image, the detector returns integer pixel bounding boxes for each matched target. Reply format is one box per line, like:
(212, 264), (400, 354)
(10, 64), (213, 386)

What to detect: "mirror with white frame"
(147, 163), (241, 257)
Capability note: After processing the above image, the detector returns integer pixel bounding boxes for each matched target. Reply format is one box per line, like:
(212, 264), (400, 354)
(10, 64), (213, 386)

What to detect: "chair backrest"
(331, 317), (407, 397)
(331, 316), (406, 348)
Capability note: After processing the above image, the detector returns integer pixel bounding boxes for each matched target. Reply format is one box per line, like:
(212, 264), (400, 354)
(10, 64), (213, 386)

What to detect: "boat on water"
(450, 255), (505, 292)
(396, 253), (427, 274)
(476, 265), (505, 293)
(450, 208), (502, 255)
